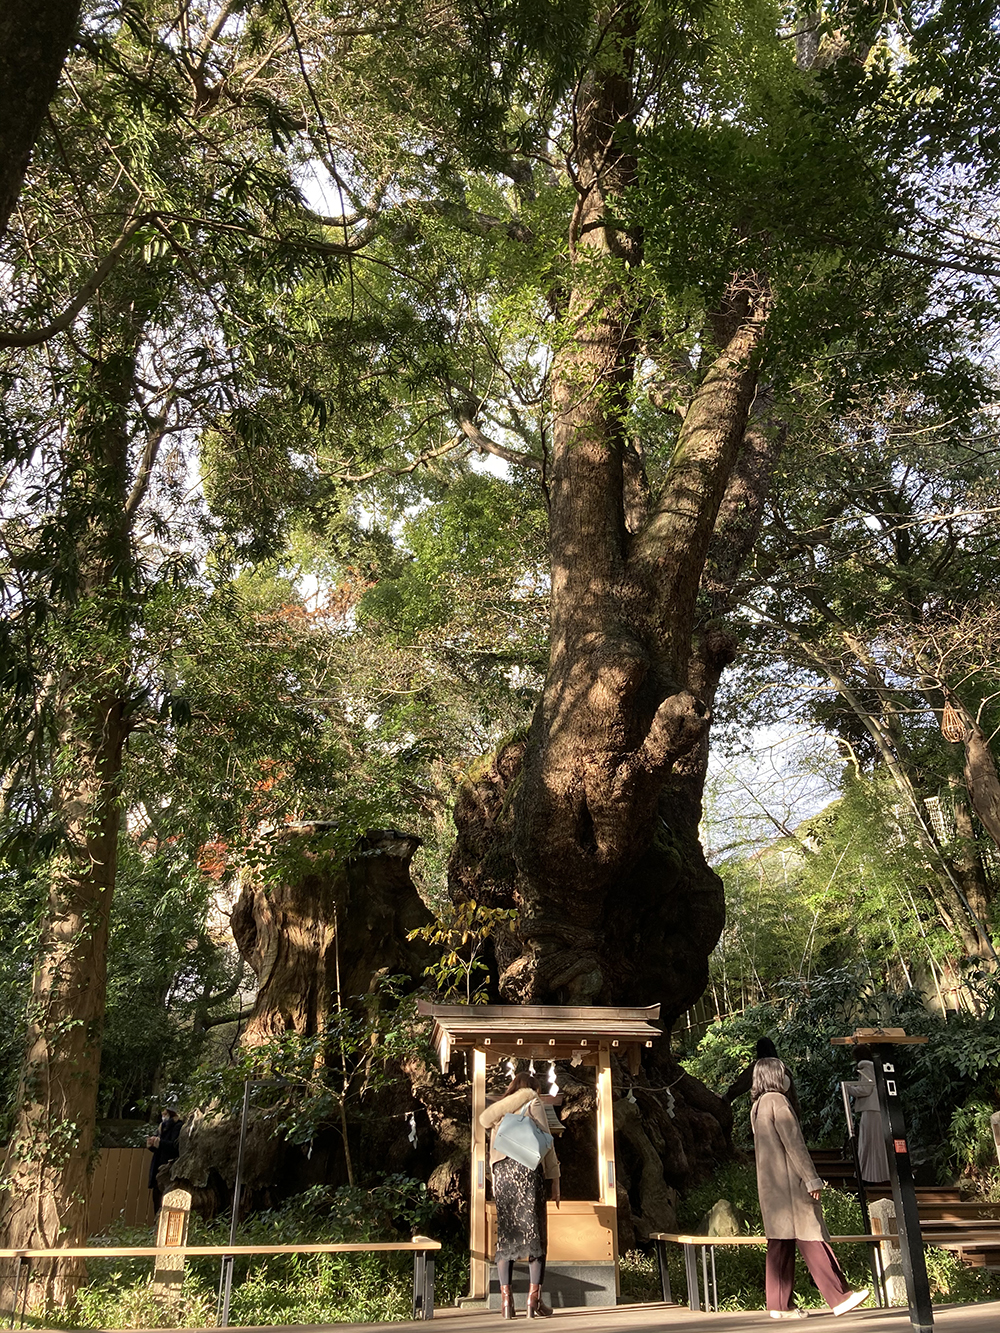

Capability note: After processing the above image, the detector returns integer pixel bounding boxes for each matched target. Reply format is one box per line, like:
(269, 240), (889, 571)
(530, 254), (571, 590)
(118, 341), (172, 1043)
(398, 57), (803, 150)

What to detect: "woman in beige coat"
(751, 1059), (868, 1320)
(480, 1072), (560, 1319)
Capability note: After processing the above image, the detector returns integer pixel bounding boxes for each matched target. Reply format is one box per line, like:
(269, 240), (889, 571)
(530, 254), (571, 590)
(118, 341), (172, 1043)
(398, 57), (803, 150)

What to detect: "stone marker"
(153, 1186), (192, 1303)
(700, 1199), (745, 1236)
(870, 1197), (906, 1306)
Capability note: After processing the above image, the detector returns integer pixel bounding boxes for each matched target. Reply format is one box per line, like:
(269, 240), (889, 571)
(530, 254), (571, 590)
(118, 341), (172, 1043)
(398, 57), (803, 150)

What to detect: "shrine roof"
(416, 1001), (662, 1071)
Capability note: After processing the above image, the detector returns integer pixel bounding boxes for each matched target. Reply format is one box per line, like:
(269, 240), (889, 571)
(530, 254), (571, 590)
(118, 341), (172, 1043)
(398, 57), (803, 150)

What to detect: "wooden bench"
(0, 1239), (442, 1327)
(648, 1232), (882, 1312)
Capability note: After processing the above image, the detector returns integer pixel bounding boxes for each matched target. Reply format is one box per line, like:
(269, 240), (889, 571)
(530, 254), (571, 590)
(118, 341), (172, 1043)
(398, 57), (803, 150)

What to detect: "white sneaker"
(833, 1290), (869, 1316)
(769, 1312), (808, 1320)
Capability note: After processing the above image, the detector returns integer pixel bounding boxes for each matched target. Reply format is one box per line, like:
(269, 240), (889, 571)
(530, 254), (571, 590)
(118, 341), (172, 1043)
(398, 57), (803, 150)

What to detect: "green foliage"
(179, 976), (435, 1153)
(98, 842), (235, 1118)
(409, 900), (517, 1003)
(5, 0), (1000, 1270)
(359, 472), (547, 642)
(684, 964), (1000, 1177)
(42, 1184), (467, 1328)
(948, 1098), (1000, 1181)
(0, 865), (42, 1140)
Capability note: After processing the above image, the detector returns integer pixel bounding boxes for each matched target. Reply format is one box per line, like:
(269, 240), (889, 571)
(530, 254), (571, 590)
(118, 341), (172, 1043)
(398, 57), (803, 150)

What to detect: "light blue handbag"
(493, 1102), (553, 1170)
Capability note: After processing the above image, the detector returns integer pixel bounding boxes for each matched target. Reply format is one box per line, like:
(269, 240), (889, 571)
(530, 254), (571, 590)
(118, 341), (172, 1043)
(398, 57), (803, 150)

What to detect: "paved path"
(101, 1296), (1000, 1333)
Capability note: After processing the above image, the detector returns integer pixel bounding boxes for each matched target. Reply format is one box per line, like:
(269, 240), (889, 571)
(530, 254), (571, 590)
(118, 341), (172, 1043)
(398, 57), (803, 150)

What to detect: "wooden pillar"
(152, 1186), (191, 1302)
(470, 1047), (489, 1300)
(595, 1044), (620, 1292)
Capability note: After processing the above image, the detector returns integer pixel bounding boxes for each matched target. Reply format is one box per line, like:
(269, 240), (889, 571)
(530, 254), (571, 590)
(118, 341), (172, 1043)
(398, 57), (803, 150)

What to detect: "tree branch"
(0, 213), (156, 348)
(124, 394), (178, 519)
(332, 434), (468, 483)
(457, 416), (543, 473)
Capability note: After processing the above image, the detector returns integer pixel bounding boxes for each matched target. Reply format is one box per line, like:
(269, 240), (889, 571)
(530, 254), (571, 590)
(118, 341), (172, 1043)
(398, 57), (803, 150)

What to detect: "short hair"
(505, 1071), (539, 1096)
(752, 1057), (789, 1100)
(755, 1038), (778, 1059)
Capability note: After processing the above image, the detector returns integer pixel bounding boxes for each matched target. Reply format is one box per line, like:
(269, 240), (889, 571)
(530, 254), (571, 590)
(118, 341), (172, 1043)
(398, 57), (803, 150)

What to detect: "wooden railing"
(0, 1238), (442, 1328)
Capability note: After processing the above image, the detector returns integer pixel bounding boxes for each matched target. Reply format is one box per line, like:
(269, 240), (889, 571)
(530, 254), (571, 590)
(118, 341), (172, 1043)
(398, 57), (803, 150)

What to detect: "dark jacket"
(147, 1115), (182, 1188)
(725, 1060), (802, 1122)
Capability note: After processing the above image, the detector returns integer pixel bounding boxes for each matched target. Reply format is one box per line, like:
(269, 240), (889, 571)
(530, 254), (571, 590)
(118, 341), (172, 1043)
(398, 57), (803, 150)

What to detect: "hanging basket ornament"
(941, 701), (966, 742)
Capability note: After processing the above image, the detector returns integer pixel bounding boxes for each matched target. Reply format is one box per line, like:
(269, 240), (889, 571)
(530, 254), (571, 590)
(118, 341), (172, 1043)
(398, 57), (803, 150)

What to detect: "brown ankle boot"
(500, 1284), (516, 1319)
(527, 1284), (552, 1318)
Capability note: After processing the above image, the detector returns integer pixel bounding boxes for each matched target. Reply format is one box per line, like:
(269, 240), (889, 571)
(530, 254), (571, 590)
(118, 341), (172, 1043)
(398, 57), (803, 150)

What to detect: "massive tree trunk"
(170, 829), (444, 1215)
(447, 16), (773, 1214)
(451, 15), (771, 1024)
(0, 301), (142, 1305)
(231, 825), (433, 1046)
(0, 0), (82, 240)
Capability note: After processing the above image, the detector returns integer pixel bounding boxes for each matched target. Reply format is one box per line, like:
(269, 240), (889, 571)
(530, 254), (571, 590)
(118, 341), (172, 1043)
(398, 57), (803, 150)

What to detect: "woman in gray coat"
(843, 1048), (890, 1184)
(751, 1059), (868, 1319)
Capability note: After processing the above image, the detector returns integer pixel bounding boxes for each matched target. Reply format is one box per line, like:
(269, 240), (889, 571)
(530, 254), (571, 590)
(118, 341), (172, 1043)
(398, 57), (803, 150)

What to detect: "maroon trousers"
(765, 1238), (852, 1311)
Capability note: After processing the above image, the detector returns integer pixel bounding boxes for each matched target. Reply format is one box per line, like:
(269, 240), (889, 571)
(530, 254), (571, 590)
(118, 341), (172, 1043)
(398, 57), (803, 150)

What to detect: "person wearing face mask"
(752, 1058), (868, 1320)
(146, 1106), (183, 1214)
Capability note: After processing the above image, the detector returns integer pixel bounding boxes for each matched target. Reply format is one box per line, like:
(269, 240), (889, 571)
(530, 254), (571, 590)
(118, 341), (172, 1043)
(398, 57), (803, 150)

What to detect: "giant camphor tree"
(3, 0), (1000, 1290)
(434, 0), (966, 1020)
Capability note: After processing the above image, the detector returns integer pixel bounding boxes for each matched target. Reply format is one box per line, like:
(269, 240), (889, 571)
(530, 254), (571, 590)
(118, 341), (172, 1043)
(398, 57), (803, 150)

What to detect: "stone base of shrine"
(486, 1261), (618, 1310)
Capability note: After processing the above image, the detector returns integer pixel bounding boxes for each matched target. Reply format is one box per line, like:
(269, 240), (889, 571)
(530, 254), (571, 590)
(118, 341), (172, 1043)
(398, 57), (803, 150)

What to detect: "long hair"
(505, 1071), (539, 1097)
(751, 1056), (789, 1101)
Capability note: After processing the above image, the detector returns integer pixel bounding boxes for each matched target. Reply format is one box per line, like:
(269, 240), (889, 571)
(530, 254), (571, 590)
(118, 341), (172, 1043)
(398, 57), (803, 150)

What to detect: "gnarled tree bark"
(450, 11), (771, 1023)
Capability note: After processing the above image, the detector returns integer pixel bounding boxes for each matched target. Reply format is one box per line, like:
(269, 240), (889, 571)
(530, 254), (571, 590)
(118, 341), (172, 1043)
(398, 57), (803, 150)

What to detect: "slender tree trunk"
(0, 698), (125, 1304)
(950, 777), (992, 931)
(771, 619), (992, 961)
(0, 0), (82, 240)
(0, 302), (142, 1305)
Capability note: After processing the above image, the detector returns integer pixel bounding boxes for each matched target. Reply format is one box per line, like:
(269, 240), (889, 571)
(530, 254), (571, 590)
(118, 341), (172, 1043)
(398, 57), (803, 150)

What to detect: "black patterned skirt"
(492, 1157), (547, 1263)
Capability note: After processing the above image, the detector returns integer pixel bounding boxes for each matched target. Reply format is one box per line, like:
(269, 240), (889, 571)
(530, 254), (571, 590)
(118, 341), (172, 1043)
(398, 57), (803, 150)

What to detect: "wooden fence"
(88, 1148), (152, 1233)
(0, 1148), (151, 1237)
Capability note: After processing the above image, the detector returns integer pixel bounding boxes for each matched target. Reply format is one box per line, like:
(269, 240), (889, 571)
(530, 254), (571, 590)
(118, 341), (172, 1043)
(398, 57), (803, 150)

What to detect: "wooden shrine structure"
(417, 1002), (663, 1309)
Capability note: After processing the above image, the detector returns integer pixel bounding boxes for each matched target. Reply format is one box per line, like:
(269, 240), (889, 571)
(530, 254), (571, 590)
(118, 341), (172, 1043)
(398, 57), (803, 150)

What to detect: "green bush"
(681, 964), (1000, 1180)
(37, 1180), (466, 1330)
